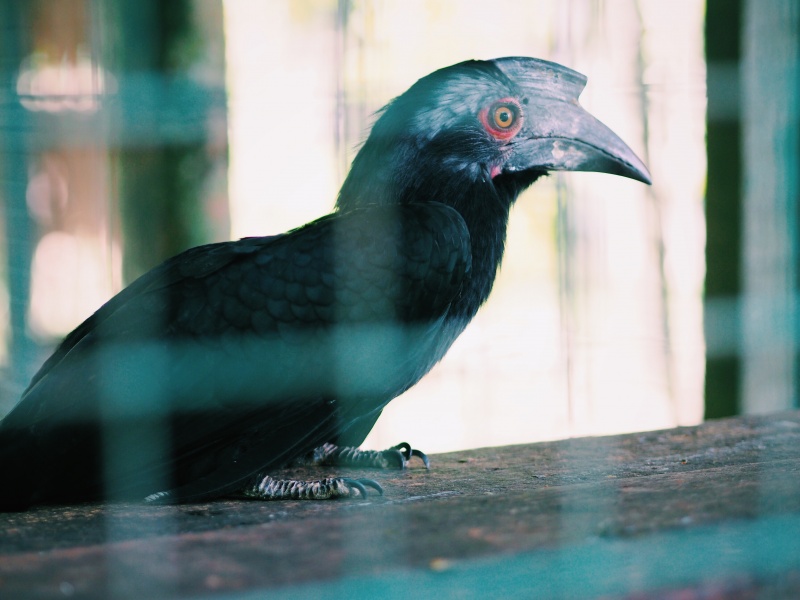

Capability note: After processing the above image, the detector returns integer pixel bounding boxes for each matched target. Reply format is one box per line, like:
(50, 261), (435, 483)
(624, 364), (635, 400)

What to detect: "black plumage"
(0, 57), (650, 509)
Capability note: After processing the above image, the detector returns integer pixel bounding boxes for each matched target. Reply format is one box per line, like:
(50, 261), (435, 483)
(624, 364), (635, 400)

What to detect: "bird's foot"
(311, 442), (430, 470)
(240, 475), (383, 500)
(144, 490), (175, 504)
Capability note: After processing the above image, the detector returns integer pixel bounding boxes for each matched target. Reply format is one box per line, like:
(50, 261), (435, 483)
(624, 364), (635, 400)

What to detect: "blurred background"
(0, 0), (795, 453)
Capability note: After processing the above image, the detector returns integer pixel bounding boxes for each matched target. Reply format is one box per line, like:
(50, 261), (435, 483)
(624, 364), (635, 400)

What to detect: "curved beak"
(494, 57), (652, 185)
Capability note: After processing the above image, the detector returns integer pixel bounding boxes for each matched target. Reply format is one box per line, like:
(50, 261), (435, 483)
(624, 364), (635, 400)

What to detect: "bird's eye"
(493, 105), (516, 129)
(480, 98), (523, 140)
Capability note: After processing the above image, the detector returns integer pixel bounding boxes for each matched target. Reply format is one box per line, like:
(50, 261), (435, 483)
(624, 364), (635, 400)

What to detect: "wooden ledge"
(2, 411), (800, 598)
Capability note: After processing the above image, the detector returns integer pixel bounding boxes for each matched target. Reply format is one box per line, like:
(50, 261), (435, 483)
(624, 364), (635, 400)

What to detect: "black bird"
(0, 57), (650, 509)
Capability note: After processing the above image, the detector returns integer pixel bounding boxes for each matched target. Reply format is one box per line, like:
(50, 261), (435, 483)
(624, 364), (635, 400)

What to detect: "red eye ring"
(480, 98), (523, 141)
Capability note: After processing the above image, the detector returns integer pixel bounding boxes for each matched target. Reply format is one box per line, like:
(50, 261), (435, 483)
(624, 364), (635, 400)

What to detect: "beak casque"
(494, 57), (652, 185)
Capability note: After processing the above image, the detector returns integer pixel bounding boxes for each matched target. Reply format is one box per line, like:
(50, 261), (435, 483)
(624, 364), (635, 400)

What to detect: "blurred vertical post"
(741, 0), (800, 413)
(103, 0), (213, 283)
(704, 0), (742, 418)
(0, 2), (37, 391)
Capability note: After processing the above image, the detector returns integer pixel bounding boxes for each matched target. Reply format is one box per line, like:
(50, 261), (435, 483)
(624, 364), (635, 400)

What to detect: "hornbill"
(0, 57), (650, 509)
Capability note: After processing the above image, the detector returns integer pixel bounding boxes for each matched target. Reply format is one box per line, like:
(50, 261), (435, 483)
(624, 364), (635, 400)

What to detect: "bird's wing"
(23, 235), (282, 395)
(2, 202), (471, 501)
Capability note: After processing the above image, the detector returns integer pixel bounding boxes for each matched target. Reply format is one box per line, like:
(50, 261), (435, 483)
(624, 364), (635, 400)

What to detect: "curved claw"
(342, 478), (368, 498)
(394, 442), (412, 456)
(383, 447), (408, 469)
(393, 442), (431, 470)
(358, 478), (384, 496)
(343, 477), (384, 497)
(410, 448), (431, 470)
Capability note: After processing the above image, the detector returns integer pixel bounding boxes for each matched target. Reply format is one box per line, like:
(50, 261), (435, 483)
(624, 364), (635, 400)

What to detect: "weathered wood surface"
(1, 412), (800, 599)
